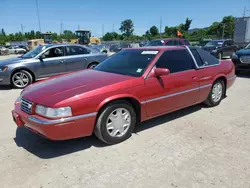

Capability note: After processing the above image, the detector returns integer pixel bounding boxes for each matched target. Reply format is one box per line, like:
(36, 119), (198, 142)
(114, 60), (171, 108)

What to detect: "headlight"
(35, 105), (72, 118)
(232, 53), (238, 59)
(0, 66), (7, 72)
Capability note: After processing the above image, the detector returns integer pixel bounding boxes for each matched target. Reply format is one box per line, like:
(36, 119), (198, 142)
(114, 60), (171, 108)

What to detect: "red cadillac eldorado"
(12, 46), (236, 144)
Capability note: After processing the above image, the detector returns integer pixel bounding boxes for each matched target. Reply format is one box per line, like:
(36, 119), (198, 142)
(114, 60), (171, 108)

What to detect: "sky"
(0, 0), (249, 37)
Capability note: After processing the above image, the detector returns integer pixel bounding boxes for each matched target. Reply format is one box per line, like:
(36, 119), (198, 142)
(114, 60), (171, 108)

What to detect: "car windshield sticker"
(141, 51), (158, 55)
(137, 68), (143, 73)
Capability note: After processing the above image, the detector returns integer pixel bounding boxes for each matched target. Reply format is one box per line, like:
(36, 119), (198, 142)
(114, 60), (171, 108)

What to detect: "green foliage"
(149, 26), (159, 36)
(102, 32), (121, 41)
(119, 19), (134, 37)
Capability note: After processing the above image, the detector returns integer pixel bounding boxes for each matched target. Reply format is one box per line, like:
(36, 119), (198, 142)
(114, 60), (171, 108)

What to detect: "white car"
(8, 46), (26, 54)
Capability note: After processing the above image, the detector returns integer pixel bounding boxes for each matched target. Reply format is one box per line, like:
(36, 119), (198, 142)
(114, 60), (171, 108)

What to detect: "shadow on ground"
(14, 104), (203, 159)
(236, 72), (250, 79)
(0, 86), (12, 90)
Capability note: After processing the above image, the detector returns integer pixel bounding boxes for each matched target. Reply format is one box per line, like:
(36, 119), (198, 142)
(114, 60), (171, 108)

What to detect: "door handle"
(60, 60), (65, 63)
(84, 58), (88, 61)
(192, 76), (197, 80)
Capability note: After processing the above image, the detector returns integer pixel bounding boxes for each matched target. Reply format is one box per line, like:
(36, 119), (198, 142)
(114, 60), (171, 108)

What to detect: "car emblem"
(27, 104), (32, 109)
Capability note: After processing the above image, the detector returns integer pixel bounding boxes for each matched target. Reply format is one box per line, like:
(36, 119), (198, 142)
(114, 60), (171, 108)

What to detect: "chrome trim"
(185, 46), (199, 69)
(28, 112), (97, 125)
(141, 84), (212, 104)
(227, 75), (236, 81)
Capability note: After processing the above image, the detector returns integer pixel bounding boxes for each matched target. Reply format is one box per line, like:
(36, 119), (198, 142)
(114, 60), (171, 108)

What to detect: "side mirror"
(38, 54), (45, 61)
(154, 68), (170, 77)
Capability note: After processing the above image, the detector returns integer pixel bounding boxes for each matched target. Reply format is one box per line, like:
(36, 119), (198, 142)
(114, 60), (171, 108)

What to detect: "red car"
(147, 38), (190, 46)
(12, 46), (236, 144)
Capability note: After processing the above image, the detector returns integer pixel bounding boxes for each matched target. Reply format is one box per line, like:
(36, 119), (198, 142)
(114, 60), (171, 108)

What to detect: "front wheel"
(94, 101), (136, 144)
(11, 70), (33, 89)
(87, 63), (98, 69)
(204, 80), (225, 107)
(218, 52), (222, 60)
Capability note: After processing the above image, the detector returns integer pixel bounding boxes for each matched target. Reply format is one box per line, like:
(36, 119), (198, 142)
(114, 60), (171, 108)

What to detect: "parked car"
(202, 39), (239, 59)
(12, 46), (236, 144)
(147, 38), (190, 46)
(0, 46), (9, 55)
(232, 42), (250, 73)
(0, 44), (108, 88)
(8, 46), (26, 54)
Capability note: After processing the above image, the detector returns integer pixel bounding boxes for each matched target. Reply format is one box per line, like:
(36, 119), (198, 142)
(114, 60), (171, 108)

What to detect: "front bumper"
(12, 103), (97, 140)
(232, 58), (250, 71)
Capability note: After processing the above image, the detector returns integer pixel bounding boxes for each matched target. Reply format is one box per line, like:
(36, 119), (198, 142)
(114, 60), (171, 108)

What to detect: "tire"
(204, 79), (225, 107)
(218, 52), (222, 60)
(94, 101), (136, 144)
(87, 63), (98, 69)
(11, 70), (33, 89)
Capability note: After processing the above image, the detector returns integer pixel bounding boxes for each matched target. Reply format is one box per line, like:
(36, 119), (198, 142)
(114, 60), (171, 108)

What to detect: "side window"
(223, 41), (229, 47)
(174, 40), (179, 45)
(184, 40), (190, 45)
(43, 47), (64, 58)
(228, 40), (233, 46)
(156, 50), (195, 73)
(196, 48), (220, 66)
(190, 49), (203, 66)
(66, 46), (89, 56)
(165, 40), (174, 46)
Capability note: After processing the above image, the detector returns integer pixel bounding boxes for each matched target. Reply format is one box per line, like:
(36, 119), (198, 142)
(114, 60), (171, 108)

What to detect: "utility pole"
(21, 24), (25, 34)
(35, 0), (42, 32)
(78, 24), (80, 30)
(160, 16), (162, 38)
(113, 24), (114, 32)
(102, 24), (104, 37)
(60, 20), (63, 34)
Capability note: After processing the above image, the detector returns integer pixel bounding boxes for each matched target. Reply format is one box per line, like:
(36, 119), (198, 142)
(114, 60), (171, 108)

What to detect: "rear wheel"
(94, 101), (136, 144)
(11, 70), (33, 89)
(204, 80), (225, 107)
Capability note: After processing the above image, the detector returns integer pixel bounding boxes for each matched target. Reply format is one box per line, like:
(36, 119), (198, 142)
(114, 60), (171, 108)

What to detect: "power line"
(35, 0), (41, 32)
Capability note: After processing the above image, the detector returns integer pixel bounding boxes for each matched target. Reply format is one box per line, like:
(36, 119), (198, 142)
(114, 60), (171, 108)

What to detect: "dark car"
(202, 39), (238, 59)
(232, 42), (250, 73)
(147, 38), (190, 46)
(0, 44), (107, 88)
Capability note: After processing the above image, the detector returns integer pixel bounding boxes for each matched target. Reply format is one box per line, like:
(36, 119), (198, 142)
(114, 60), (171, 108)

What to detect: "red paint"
(12, 47), (236, 140)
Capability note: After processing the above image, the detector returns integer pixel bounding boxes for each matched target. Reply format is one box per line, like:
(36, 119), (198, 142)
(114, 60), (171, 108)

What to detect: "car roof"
(152, 38), (187, 41)
(125, 46), (186, 51)
(41, 43), (89, 48)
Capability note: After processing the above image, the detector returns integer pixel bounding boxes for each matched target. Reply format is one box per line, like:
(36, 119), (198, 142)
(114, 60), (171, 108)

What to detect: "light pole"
(36, 0), (41, 32)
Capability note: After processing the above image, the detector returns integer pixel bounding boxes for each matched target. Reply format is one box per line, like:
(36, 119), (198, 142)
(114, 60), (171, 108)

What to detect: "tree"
(1, 28), (6, 36)
(149, 26), (159, 36)
(221, 16), (235, 38)
(164, 26), (178, 36)
(102, 32), (114, 41)
(119, 19), (134, 37)
(184, 18), (192, 31)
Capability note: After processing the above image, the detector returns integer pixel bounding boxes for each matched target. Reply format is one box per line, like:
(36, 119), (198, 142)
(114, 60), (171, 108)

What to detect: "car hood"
(202, 46), (217, 51)
(22, 70), (136, 105)
(0, 57), (29, 66)
(236, 49), (250, 56)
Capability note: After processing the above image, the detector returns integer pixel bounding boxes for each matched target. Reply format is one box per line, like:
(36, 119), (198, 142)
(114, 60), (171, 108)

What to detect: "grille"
(21, 98), (33, 114)
(240, 56), (250, 64)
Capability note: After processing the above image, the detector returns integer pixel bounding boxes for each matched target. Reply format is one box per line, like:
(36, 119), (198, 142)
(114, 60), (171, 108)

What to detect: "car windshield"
(22, 45), (45, 58)
(94, 49), (158, 77)
(147, 40), (164, 46)
(205, 41), (223, 47)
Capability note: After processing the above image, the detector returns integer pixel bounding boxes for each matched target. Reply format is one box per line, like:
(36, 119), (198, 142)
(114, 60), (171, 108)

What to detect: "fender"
(96, 94), (142, 111)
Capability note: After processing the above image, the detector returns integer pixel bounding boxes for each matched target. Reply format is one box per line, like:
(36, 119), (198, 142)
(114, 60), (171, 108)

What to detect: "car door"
(37, 46), (67, 78)
(221, 40), (232, 58)
(144, 49), (199, 117)
(64, 45), (90, 72)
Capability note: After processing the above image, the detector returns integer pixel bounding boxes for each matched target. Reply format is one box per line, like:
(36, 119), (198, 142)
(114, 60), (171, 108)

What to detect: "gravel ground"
(0, 55), (250, 188)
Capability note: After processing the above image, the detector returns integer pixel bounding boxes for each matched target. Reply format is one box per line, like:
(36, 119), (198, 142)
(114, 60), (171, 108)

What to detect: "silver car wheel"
(12, 72), (29, 88)
(106, 108), (131, 138)
(211, 83), (223, 103)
